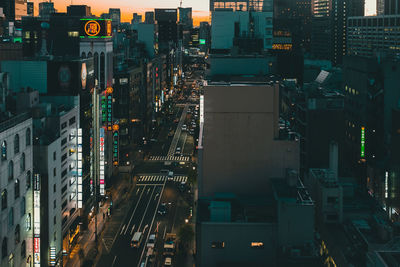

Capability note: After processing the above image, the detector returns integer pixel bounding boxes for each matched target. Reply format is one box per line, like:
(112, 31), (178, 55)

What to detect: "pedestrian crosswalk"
(148, 155), (190, 162)
(137, 175), (188, 184)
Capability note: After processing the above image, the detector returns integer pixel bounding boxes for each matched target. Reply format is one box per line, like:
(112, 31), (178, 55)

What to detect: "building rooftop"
(271, 177), (313, 205)
(0, 112), (31, 131)
(198, 194), (276, 223)
(310, 168), (339, 188)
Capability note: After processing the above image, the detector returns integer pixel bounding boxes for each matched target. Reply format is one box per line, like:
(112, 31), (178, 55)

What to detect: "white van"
(131, 232), (143, 248)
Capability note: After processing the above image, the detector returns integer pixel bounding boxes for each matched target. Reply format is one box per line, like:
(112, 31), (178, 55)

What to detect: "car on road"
(164, 257), (172, 266)
(131, 232), (143, 248)
(182, 125), (187, 131)
(178, 182), (187, 193)
(168, 171), (174, 180)
(158, 203), (167, 215)
(147, 234), (156, 248)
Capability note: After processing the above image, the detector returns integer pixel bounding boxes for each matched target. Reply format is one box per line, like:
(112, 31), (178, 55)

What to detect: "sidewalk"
(64, 176), (134, 267)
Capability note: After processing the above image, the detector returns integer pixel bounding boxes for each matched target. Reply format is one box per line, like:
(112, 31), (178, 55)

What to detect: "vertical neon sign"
(361, 126), (365, 158)
(77, 128), (83, 208)
(99, 127), (105, 195)
(33, 174), (41, 267)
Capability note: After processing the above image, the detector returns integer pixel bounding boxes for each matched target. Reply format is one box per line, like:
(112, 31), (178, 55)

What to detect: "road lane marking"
(163, 225), (167, 239)
(138, 186), (156, 231)
(130, 224), (136, 235)
(111, 256), (117, 267)
(138, 182), (166, 267)
(120, 225), (126, 235)
(124, 186), (146, 235)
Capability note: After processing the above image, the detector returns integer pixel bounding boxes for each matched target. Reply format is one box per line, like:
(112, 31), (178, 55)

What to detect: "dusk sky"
(31, 0), (376, 24)
(32, 0), (210, 24)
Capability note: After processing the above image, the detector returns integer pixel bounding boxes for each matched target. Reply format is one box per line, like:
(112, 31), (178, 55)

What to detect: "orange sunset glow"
(31, 0), (210, 26)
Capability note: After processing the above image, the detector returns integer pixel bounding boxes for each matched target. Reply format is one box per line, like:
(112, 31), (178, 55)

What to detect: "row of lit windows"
(344, 85), (360, 95)
(211, 241), (264, 249)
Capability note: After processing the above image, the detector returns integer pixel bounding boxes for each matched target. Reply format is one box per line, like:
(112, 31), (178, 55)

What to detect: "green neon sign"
(361, 126), (365, 158)
(199, 39), (206, 45)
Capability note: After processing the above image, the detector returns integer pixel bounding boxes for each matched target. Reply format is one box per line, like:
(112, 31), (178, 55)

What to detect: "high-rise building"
(30, 97), (80, 267)
(311, 0), (364, 64)
(210, 0), (273, 12)
(26, 1), (32, 16)
(38, 1), (56, 19)
(155, 9), (178, 53)
(67, 5), (91, 17)
(0, 0), (27, 21)
(347, 15), (400, 58)
(131, 12), (142, 24)
(196, 81), (320, 267)
(273, 0), (312, 52)
(377, 0), (400, 14)
(178, 7), (192, 29)
(199, 21), (210, 53)
(0, 113), (34, 267)
(145, 11), (154, 24)
(109, 8), (121, 28)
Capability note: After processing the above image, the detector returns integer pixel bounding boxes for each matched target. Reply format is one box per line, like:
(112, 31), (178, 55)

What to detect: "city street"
(92, 68), (202, 267)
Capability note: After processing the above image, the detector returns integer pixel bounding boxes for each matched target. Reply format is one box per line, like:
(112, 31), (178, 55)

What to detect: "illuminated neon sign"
(80, 19), (112, 38)
(33, 174), (41, 267)
(101, 95), (107, 124)
(84, 20), (101, 36)
(199, 39), (206, 45)
(49, 247), (56, 266)
(100, 127), (105, 196)
(200, 95), (204, 124)
(77, 128), (83, 208)
(112, 126), (119, 166)
(107, 94), (113, 131)
(361, 126), (365, 158)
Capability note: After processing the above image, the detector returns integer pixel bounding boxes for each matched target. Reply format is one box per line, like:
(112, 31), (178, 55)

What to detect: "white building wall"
(0, 116), (33, 267)
(80, 40), (113, 89)
(59, 107), (80, 234)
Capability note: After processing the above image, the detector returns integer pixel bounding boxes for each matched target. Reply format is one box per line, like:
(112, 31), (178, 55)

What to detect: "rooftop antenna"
(180, 0), (182, 8)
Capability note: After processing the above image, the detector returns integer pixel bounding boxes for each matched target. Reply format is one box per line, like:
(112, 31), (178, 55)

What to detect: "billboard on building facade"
(79, 19), (112, 38)
(47, 59), (95, 95)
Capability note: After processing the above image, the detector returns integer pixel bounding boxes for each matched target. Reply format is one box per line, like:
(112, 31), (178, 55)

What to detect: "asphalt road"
(96, 65), (202, 267)
(97, 183), (164, 267)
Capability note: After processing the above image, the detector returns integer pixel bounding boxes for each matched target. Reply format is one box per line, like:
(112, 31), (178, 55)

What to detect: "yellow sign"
(106, 20), (112, 36)
(106, 87), (113, 94)
(272, 43), (293, 50)
(84, 20), (101, 36)
(112, 124), (119, 131)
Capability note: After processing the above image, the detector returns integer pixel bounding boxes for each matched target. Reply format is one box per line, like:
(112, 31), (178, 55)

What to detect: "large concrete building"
(210, 0), (273, 12)
(347, 15), (400, 58)
(199, 82), (299, 197)
(31, 97), (80, 266)
(311, 0), (364, 64)
(196, 81), (318, 266)
(0, 113), (33, 267)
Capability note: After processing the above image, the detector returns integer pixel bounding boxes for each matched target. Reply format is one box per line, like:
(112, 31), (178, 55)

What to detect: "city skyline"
(31, 0), (210, 24)
(30, 0), (378, 23)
